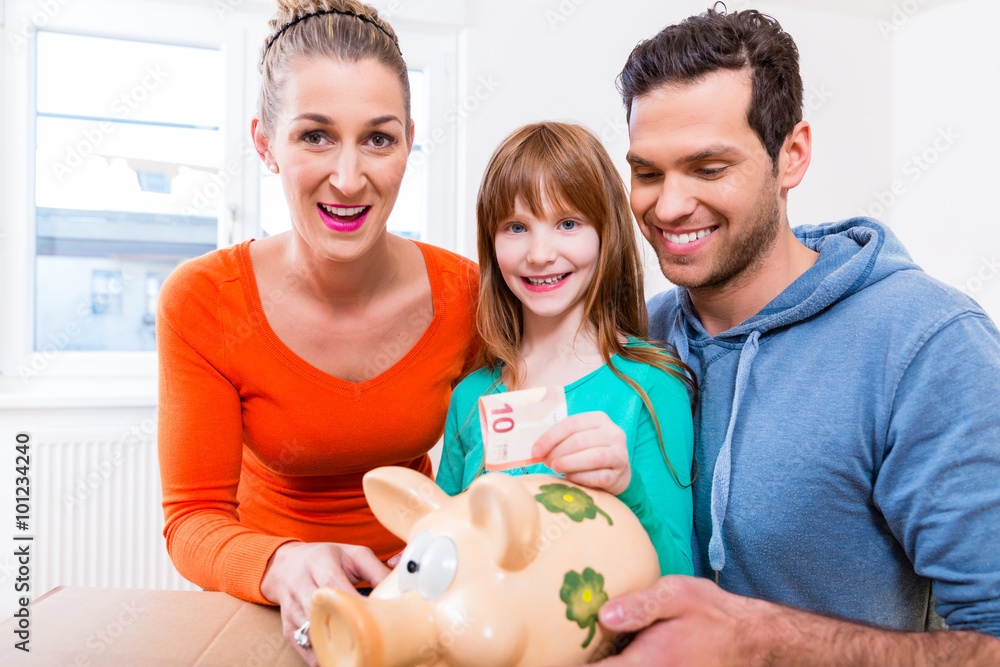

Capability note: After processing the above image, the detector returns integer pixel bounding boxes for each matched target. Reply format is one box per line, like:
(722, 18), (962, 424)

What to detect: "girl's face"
(494, 191), (601, 330)
(256, 57), (413, 262)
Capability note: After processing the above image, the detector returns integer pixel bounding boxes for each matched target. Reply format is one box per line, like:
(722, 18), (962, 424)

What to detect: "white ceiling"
(158, 0), (969, 20)
(760, 0), (966, 19)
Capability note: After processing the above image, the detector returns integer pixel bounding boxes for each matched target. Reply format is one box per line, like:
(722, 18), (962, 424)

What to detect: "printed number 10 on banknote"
(478, 386), (568, 471)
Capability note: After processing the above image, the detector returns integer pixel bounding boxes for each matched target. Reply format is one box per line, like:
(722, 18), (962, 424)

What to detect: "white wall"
(890, 0), (1000, 321)
(457, 0), (999, 324)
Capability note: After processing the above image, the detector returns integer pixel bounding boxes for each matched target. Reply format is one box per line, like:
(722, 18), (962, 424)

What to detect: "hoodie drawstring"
(667, 309), (690, 368)
(708, 329), (761, 574)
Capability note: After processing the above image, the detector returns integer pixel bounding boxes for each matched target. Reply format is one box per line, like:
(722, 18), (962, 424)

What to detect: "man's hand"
(586, 576), (771, 666)
(260, 542), (391, 666)
(586, 576), (1000, 667)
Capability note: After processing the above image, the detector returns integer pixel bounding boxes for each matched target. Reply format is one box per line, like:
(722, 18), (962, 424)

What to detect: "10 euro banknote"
(478, 386), (568, 471)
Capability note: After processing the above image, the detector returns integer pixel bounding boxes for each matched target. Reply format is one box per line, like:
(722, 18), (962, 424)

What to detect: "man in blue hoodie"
(588, 7), (1000, 666)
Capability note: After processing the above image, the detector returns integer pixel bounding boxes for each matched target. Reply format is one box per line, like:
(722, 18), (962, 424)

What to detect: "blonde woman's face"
(264, 57), (413, 262)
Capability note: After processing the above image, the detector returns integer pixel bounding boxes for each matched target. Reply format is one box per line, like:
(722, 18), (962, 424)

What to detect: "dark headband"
(261, 7), (401, 66)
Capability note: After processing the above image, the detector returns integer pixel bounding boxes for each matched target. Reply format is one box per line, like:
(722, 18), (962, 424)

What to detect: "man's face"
(627, 68), (784, 292)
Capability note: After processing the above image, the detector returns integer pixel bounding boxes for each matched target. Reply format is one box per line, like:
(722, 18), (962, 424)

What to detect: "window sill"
(0, 376), (157, 409)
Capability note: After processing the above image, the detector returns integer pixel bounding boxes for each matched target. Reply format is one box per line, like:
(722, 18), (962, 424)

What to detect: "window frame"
(0, 0), (461, 391)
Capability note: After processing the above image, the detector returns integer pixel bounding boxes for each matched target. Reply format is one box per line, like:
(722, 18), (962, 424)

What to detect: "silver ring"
(294, 620), (312, 650)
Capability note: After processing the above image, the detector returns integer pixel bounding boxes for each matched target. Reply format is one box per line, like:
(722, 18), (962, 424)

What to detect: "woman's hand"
(260, 541), (391, 666)
(531, 411), (632, 495)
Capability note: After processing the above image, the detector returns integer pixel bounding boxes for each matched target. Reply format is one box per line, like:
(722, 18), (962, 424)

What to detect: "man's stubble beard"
(647, 182), (783, 294)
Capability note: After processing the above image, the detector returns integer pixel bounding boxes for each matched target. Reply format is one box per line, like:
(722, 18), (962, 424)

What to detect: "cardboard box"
(1, 586), (305, 665)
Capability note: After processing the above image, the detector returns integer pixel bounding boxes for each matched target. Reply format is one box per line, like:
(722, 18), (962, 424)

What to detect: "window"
(34, 32), (224, 352)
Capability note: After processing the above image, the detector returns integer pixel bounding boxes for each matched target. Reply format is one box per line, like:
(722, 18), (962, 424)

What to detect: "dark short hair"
(617, 6), (802, 168)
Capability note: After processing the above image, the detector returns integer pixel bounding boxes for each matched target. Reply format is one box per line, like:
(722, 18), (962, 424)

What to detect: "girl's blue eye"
(558, 219), (578, 231)
(509, 223), (526, 233)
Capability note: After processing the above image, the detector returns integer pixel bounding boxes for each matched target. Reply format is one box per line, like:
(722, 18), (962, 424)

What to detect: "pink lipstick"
(317, 203), (369, 232)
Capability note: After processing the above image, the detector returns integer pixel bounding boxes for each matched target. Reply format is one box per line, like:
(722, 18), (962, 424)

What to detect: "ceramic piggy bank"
(309, 466), (661, 667)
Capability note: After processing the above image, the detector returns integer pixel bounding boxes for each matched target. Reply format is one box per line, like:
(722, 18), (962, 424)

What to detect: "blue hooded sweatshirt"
(648, 218), (1000, 637)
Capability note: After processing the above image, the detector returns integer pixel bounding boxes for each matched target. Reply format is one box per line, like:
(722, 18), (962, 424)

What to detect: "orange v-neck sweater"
(156, 239), (478, 604)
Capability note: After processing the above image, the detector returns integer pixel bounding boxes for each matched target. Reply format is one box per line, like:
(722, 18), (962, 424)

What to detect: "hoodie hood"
(657, 217), (922, 573)
(674, 217), (922, 343)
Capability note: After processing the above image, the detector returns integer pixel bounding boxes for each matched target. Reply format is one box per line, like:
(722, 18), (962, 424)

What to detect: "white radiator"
(32, 423), (198, 595)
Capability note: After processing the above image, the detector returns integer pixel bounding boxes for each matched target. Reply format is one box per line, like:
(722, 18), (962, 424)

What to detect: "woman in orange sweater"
(155, 1), (478, 662)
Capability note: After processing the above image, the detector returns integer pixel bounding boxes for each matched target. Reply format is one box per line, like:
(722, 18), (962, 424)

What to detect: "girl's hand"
(531, 411), (632, 495)
(260, 541), (391, 666)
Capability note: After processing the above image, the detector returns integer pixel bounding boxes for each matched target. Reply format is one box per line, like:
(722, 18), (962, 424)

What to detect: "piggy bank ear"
(468, 473), (542, 571)
(363, 466), (450, 540)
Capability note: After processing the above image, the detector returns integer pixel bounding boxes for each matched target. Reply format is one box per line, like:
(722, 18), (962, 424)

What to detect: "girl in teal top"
(437, 122), (697, 576)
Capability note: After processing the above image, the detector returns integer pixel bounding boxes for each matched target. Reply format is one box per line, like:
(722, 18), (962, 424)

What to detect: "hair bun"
(267, 0), (398, 47)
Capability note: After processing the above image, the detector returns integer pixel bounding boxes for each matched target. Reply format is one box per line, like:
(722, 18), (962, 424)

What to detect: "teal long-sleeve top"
(437, 352), (695, 576)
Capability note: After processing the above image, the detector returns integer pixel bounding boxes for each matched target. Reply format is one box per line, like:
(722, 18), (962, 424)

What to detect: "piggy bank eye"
(417, 536), (458, 600)
(397, 531), (432, 593)
(395, 531), (458, 600)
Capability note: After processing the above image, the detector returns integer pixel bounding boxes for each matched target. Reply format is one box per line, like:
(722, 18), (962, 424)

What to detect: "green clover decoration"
(559, 567), (609, 649)
(534, 483), (613, 526)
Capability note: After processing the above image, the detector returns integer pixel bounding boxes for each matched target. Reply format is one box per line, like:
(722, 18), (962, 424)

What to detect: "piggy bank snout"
(309, 588), (379, 667)
(310, 588), (437, 667)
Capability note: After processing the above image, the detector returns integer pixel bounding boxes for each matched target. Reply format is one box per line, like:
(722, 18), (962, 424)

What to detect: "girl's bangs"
(486, 131), (593, 226)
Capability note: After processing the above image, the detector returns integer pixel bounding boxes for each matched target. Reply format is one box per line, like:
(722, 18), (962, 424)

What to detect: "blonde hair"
(257, 0), (410, 132)
(474, 122), (697, 486)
